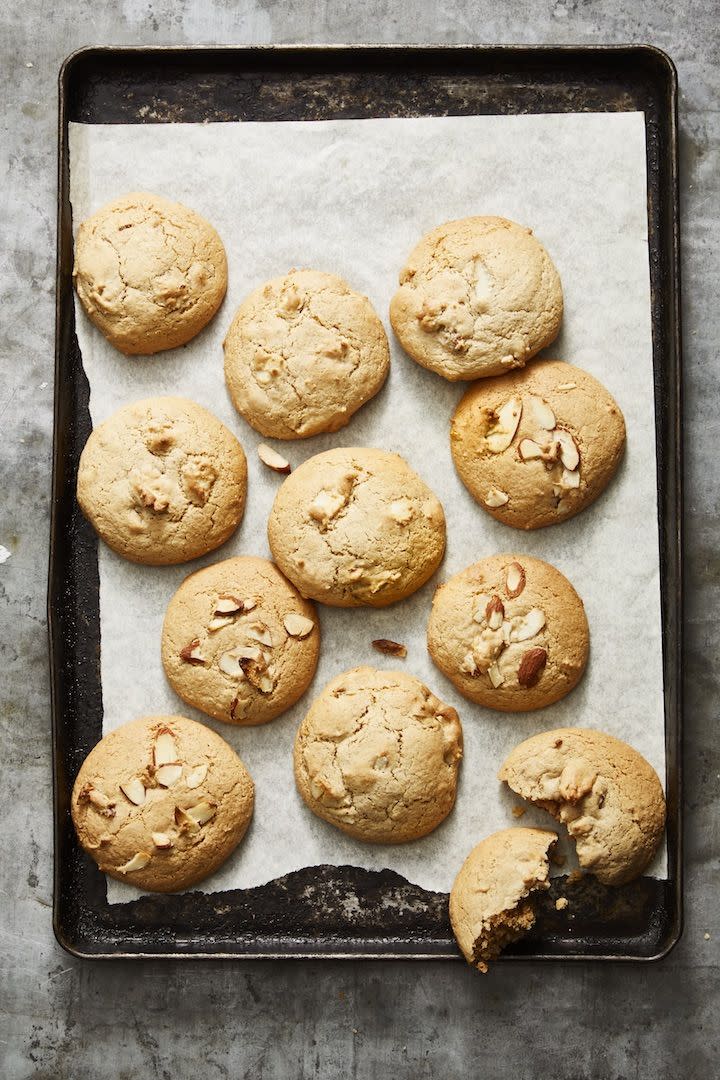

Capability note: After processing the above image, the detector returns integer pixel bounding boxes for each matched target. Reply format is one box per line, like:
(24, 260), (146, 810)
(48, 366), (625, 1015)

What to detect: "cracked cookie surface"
(162, 556), (320, 726)
(451, 360), (626, 528)
(224, 269), (390, 439)
(267, 446), (446, 608)
(71, 714), (254, 892)
(449, 827), (557, 972)
(73, 191), (227, 355)
(427, 553), (589, 711)
(76, 396), (247, 565)
(499, 727), (665, 885)
(294, 666), (463, 843)
(390, 216), (563, 381)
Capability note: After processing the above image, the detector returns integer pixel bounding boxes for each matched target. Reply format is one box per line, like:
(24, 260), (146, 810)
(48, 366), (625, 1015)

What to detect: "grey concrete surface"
(1, 2), (718, 1078)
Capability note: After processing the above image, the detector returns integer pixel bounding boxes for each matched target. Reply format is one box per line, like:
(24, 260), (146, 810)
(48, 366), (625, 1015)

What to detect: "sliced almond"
(529, 394), (556, 430)
(116, 851), (151, 874)
(156, 763), (183, 788)
(258, 443), (291, 474)
(186, 801), (216, 825)
(371, 638), (407, 658)
(85, 787), (115, 815)
(218, 652), (247, 678)
(560, 468), (581, 489)
(180, 640), (206, 663)
(485, 595), (505, 630)
(283, 612), (315, 639)
(119, 778), (146, 806)
(246, 622), (273, 647)
(207, 615), (234, 632)
(485, 397), (522, 453)
(186, 764), (208, 790)
(556, 382), (577, 391)
(257, 674), (275, 694)
(511, 608), (546, 642)
(517, 646), (548, 687)
(518, 438), (544, 461)
(484, 487), (509, 508)
(234, 644), (264, 662)
(151, 832), (173, 850)
(243, 598), (257, 612)
(175, 806), (200, 833)
(215, 595), (243, 615)
(154, 730), (179, 767)
(487, 663), (505, 688)
(555, 429), (580, 471)
(505, 562), (526, 599)
(472, 594), (493, 623)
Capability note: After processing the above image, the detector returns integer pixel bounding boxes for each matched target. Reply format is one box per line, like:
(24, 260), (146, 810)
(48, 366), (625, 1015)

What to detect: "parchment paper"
(68, 112), (666, 903)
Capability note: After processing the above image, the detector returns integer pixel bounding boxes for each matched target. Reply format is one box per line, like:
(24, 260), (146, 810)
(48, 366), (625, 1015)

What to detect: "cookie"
(71, 715), (254, 893)
(427, 554), (589, 711)
(267, 447), (446, 608)
(223, 269), (390, 439)
(162, 556), (320, 726)
(449, 828), (557, 972)
(293, 667), (463, 843)
(390, 216), (563, 381)
(73, 192), (227, 355)
(76, 396), (247, 566)
(498, 728), (666, 885)
(450, 360), (626, 528)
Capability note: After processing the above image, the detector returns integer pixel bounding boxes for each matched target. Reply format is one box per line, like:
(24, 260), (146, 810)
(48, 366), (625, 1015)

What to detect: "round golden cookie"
(449, 828), (557, 971)
(390, 216), (563, 381)
(73, 192), (227, 355)
(76, 396), (247, 566)
(450, 360), (626, 529)
(70, 715), (254, 893)
(427, 554), (589, 712)
(162, 556), (320, 726)
(223, 269), (390, 439)
(293, 667), (463, 843)
(498, 727), (666, 885)
(267, 447), (446, 608)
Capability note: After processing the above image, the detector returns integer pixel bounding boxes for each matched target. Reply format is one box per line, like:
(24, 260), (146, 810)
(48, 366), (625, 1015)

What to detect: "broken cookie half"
(449, 827), (557, 972)
(498, 727), (666, 886)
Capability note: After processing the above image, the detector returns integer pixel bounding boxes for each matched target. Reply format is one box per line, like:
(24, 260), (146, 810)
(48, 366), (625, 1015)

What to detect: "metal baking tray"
(50, 45), (682, 960)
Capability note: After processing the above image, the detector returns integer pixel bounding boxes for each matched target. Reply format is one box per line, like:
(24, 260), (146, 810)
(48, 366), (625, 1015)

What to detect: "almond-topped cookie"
(427, 554), (589, 711)
(390, 216), (563, 381)
(162, 556), (320, 726)
(450, 360), (626, 528)
(71, 715), (254, 893)
(499, 728), (665, 885)
(76, 397), (247, 565)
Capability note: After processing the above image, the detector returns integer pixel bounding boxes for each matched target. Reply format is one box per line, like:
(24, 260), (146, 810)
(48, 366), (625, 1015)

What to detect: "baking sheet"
(68, 112), (665, 903)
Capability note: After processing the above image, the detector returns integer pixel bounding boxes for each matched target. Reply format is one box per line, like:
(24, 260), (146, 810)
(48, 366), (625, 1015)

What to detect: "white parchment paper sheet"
(69, 113), (666, 902)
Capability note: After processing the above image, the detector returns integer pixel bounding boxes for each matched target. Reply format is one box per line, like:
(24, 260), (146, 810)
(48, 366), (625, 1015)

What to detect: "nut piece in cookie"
(76, 397), (247, 566)
(498, 728), (666, 885)
(73, 192), (227, 355)
(293, 666), (463, 843)
(449, 828), (557, 972)
(70, 715), (254, 893)
(450, 360), (626, 529)
(390, 216), (562, 381)
(224, 269), (390, 440)
(267, 447), (446, 608)
(162, 556), (320, 726)
(427, 553), (589, 712)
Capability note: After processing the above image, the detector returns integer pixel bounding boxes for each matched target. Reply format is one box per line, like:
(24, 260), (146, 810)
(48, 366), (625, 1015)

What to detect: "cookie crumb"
(555, 897), (569, 911)
(511, 805), (526, 818)
(704, 932), (711, 941)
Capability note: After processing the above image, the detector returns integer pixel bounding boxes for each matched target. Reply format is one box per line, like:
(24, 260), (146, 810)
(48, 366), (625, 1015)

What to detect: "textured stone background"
(1, 3), (718, 1078)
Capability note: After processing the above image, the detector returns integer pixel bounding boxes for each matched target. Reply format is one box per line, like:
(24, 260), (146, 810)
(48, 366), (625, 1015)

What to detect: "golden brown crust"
(76, 397), (247, 565)
(427, 554), (589, 711)
(267, 447), (446, 608)
(293, 667), (463, 843)
(71, 715), (254, 893)
(73, 191), (227, 354)
(162, 556), (320, 726)
(450, 360), (626, 529)
(390, 216), (562, 381)
(498, 728), (666, 885)
(224, 269), (390, 439)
